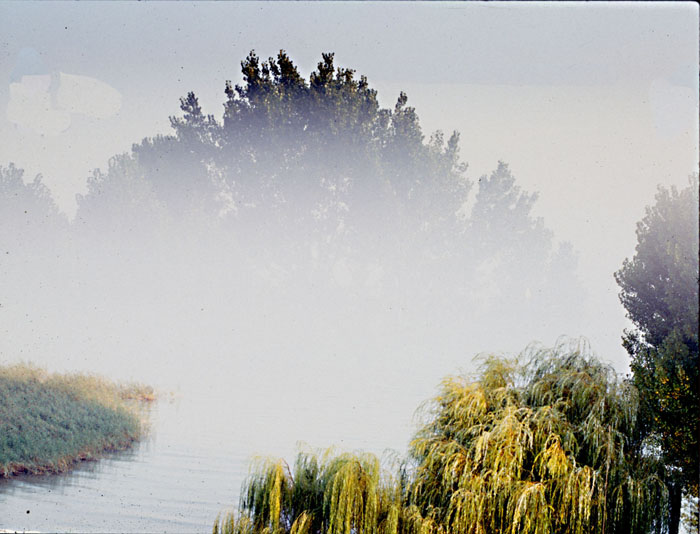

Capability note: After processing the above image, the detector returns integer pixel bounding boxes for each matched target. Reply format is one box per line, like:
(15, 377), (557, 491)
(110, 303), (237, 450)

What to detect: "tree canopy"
(614, 176), (699, 533)
(615, 178), (699, 349)
(0, 162), (68, 299)
(71, 51), (583, 329)
(0, 163), (67, 255)
(2, 51), (590, 367)
(74, 49), (456, 234)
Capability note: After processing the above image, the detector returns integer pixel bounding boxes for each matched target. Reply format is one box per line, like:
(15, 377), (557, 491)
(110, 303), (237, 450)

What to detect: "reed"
(0, 363), (153, 477)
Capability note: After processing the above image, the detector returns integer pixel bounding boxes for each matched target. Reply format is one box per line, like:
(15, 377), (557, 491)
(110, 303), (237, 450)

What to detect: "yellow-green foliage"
(214, 448), (406, 534)
(0, 363), (152, 477)
(409, 339), (666, 534)
(215, 339), (668, 534)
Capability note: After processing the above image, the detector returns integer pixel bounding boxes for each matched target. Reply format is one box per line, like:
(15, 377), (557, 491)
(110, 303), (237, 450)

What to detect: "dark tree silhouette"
(615, 176), (699, 534)
(73, 50), (586, 344)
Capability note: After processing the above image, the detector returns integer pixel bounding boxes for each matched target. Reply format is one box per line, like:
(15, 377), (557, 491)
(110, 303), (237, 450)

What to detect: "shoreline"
(0, 364), (155, 480)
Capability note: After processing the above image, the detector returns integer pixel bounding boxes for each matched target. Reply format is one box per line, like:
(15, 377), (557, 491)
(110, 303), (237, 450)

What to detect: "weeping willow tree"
(409, 338), (666, 534)
(214, 339), (667, 534)
(214, 448), (407, 534)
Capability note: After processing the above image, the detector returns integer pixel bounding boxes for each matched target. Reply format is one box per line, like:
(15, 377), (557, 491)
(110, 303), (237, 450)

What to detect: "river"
(0, 277), (528, 532)
(0, 372), (425, 533)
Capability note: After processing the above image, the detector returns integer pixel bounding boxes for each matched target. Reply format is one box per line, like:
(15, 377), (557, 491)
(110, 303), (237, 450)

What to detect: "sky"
(0, 0), (698, 370)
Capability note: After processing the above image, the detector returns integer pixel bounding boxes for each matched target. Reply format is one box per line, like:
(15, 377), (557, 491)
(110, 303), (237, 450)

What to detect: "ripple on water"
(0, 381), (413, 533)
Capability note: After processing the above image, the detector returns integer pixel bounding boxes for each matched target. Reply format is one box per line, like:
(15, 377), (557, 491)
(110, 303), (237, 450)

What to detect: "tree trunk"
(669, 481), (682, 534)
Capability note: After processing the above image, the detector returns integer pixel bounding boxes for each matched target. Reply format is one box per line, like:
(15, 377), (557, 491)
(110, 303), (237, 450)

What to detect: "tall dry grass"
(0, 363), (154, 477)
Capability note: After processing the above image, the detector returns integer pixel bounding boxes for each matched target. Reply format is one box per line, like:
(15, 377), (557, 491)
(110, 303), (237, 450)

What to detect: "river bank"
(0, 364), (154, 478)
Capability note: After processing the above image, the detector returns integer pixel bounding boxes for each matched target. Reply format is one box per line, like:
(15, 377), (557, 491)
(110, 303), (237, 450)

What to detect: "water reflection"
(0, 397), (244, 533)
(0, 382), (413, 533)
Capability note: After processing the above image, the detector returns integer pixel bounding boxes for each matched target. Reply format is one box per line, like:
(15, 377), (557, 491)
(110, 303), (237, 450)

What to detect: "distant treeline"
(1, 51), (587, 339)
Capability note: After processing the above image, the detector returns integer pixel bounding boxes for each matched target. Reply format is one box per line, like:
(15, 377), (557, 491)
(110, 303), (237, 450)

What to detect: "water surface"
(0, 378), (416, 533)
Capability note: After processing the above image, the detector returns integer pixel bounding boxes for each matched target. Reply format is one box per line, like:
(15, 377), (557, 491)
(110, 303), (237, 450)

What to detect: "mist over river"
(0, 223), (630, 532)
(0, 274), (561, 532)
(1, 4), (696, 532)
(1, 396), (242, 533)
(0, 362), (419, 532)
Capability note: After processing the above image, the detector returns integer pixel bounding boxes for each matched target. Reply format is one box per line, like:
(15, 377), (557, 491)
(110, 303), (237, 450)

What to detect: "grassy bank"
(0, 364), (154, 477)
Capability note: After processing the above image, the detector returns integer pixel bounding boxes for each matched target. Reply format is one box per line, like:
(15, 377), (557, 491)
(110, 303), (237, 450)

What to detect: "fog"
(0, 2), (698, 530)
(1, 145), (591, 456)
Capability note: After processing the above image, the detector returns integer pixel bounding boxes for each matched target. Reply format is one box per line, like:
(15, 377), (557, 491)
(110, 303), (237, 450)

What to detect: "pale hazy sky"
(0, 1), (697, 368)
